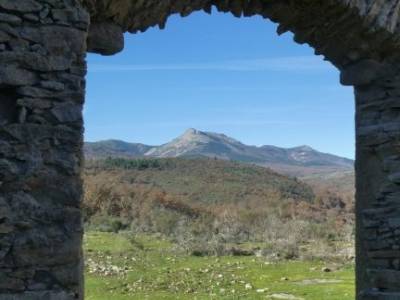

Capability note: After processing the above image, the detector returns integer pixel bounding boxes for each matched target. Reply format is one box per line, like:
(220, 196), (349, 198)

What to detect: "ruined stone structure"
(0, 0), (399, 299)
(0, 1), (89, 299)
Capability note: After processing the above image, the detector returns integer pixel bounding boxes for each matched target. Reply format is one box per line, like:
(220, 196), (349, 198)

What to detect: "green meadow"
(84, 231), (355, 300)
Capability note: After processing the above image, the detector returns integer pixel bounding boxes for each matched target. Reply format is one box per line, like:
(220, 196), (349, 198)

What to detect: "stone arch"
(84, 1), (400, 69)
(0, 0), (400, 299)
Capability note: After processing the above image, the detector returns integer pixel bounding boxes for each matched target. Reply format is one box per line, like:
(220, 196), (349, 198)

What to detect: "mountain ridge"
(84, 128), (353, 171)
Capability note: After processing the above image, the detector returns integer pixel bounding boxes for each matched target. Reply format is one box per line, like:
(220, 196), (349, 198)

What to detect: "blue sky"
(85, 10), (355, 159)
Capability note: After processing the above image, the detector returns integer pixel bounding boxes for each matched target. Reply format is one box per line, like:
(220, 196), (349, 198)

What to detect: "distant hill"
(84, 157), (354, 246)
(84, 140), (152, 159)
(84, 157), (315, 208)
(84, 128), (354, 179)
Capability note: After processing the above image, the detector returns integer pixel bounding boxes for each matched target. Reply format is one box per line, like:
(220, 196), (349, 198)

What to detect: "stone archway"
(0, 0), (399, 299)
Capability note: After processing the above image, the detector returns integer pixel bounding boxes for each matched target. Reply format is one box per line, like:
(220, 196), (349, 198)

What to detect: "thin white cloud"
(85, 120), (303, 132)
(89, 56), (333, 73)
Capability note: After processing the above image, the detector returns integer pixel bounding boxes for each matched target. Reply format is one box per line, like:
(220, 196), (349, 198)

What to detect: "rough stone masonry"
(0, 0), (400, 299)
(0, 0), (89, 299)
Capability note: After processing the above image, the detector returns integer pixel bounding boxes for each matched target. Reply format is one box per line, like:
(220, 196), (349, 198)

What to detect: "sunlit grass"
(85, 231), (354, 300)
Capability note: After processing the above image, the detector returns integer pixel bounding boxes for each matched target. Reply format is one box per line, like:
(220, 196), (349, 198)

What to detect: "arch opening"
(83, 7), (352, 300)
(84, 2), (400, 298)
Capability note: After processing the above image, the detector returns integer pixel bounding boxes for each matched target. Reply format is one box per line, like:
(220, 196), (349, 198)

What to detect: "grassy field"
(84, 231), (355, 300)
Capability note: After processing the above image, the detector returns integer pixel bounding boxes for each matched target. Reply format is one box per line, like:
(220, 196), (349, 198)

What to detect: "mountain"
(258, 144), (352, 168)
(146, 128), (353, 168)
(84, 140), (152, 159)
(84, 128), (354, 178)
(145, 128), (269, 162)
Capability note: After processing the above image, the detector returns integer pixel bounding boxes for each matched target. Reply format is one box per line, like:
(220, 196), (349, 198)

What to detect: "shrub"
(86, 215), (130, 233)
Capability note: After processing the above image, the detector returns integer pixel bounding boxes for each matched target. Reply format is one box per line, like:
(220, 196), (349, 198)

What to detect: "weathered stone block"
(0, 273), (25, 291)
(87, 21), (124, 55)
(388, 172), (400, 184)
(16, 86), (55, 98)
(366, 239), (392, 251)
(360, 290), (400, 300)
(0, 234), (13, 262)
(17, 98), (52, 110)
(0, 159), (18, 181)
(0, 13), (22, 25)
(0, 51), (73, 72)
(18, 26), (86, 55)
(40, 81), (65, 91)
(51, 103), (82, 123)
(13, 228), (81, 267)
(0, 0), (42, 13)
(0, 290), (76, 300)
(340, 60), (388, 86)
(388, 218), (400, 229)
(51, 8), (90, 26)
(23, 14), (39, 22)
(368, 269), (400, 290)
(0, 197), (11, 219)
(0, 65), (37, 86)
(0, 31), (10, 43)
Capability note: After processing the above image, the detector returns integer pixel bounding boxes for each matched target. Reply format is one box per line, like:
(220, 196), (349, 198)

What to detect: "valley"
(83, 130), (355, 299)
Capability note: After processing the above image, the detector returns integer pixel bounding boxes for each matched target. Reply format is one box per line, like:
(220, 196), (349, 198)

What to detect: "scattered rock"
(268, 293), (305, 300)
(86, 257), (131, 277)
(280, 277), (289, 281)
(297, 279), (343, 285)
(321, 267), (332, 273)
(244, 283), (253, 290)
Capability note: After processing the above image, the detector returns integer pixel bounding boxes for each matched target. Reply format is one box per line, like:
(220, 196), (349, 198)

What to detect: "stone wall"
(353, 62), (400, 299)
(82, 0), (400, 65)
(0, 0), (89, 299)
(82, 0), (400, 37)
(0, 0), (400, 299)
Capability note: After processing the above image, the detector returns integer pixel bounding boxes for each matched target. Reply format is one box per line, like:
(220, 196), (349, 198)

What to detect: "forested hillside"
(84, 157), (354, 258)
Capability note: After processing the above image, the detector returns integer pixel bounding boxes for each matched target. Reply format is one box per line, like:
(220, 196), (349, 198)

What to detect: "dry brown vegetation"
(83, 158), (354, 259)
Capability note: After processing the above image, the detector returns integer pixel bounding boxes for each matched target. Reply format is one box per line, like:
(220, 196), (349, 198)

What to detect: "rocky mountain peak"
(85, 129), (354, 172)
(291, 145), (315, 152)
(184, 128), (200, 135)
